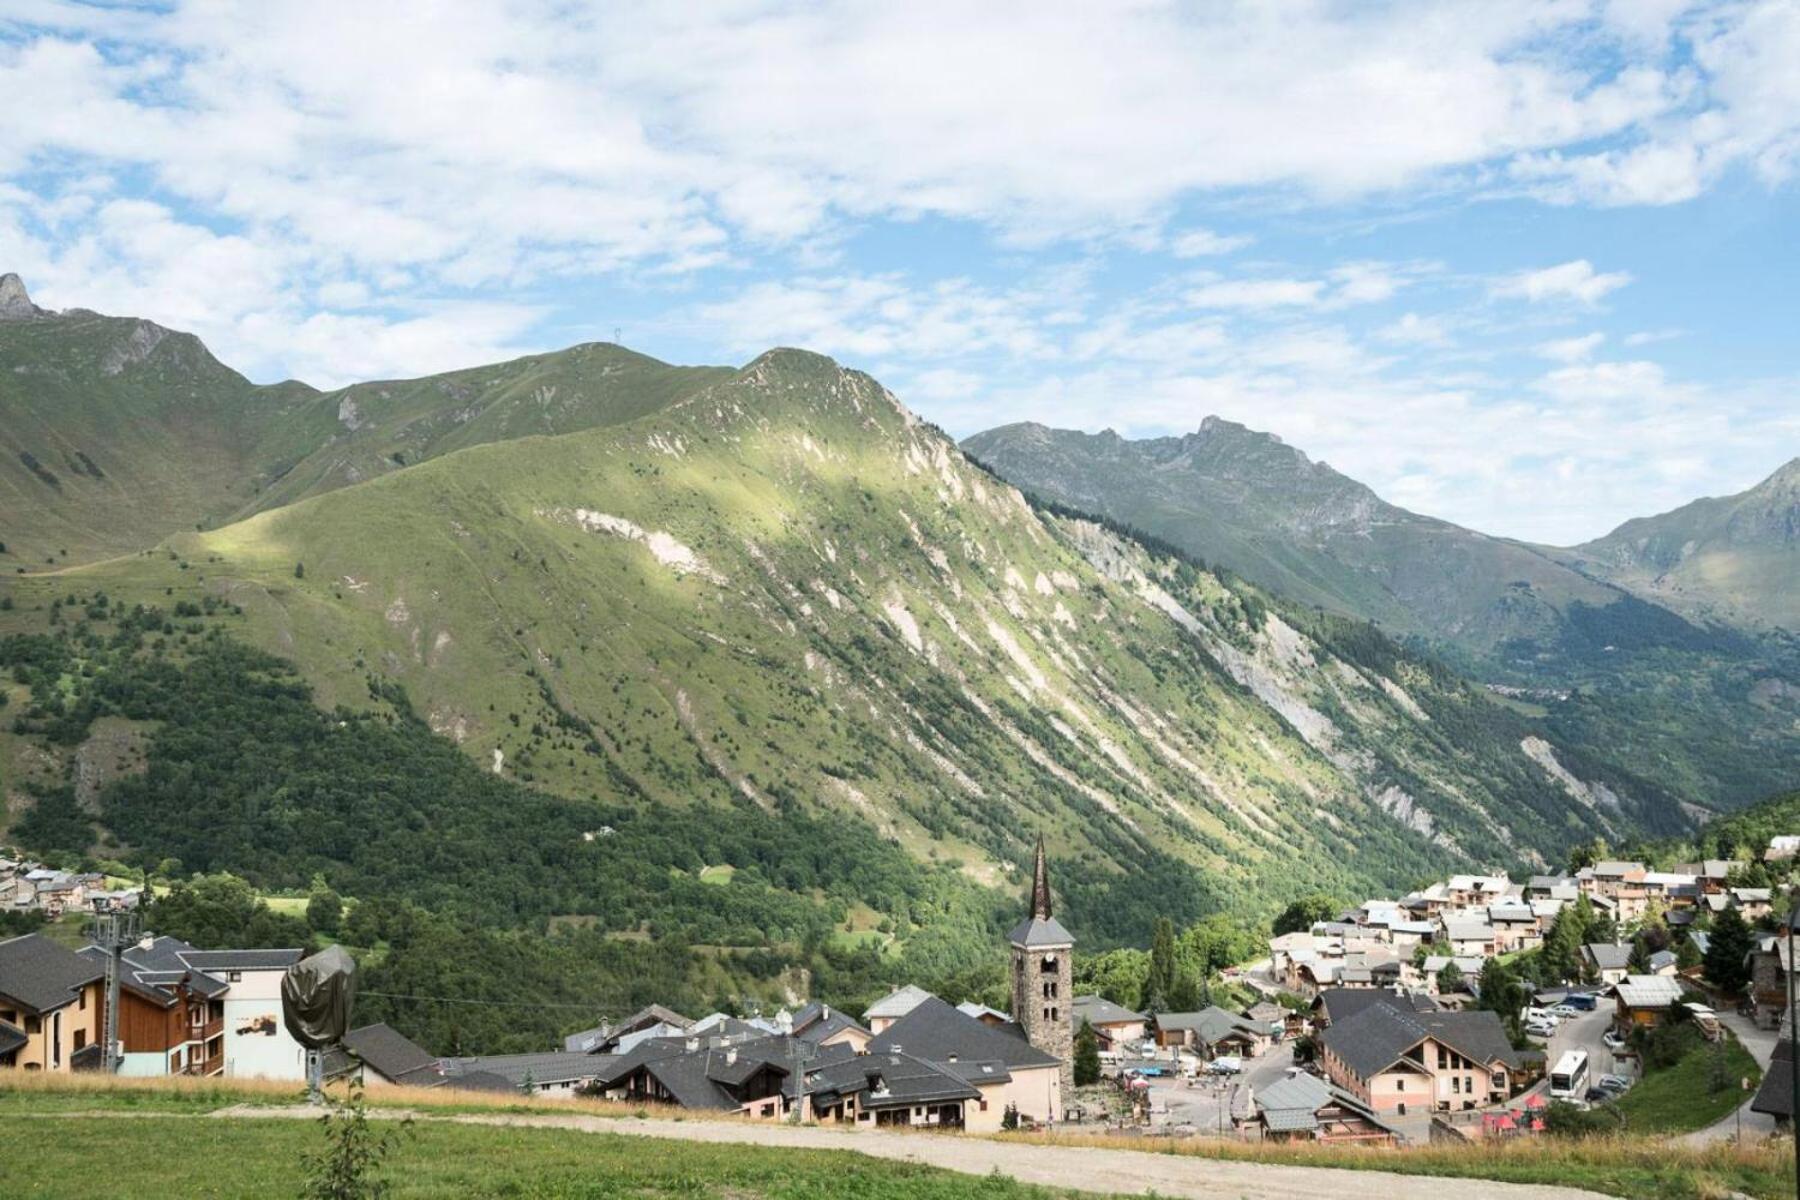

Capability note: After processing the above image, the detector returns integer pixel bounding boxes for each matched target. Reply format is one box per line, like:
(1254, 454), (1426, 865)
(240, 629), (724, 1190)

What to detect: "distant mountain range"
(963, 417), (1797, 648)
(0, 272), (1727, 954)
(963, 418), (1800, 809)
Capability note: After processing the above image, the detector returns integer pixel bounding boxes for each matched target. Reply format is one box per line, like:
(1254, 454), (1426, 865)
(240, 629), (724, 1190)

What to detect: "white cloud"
(1492, 260), (1633, 305)
(1169, 228), (1253, 257)
(1378, 312), (1454, 346)
(1186, 278), (1325, 311)
(1536, 332), (1606, 362)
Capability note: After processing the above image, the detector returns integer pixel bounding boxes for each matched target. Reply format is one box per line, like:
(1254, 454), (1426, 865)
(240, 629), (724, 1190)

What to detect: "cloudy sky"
(3, 1), (1797, 544)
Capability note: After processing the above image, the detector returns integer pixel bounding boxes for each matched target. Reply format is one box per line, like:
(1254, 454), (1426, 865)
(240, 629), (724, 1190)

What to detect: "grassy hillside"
(0, 282), (726, 567)
(1555, 457), (1800, 630)
(3, 351), (1671, 915)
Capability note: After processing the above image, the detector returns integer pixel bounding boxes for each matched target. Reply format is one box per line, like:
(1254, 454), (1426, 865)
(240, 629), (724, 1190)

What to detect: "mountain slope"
(961, 418), (1623, 650)
(1552, 458), (1800, 629)
(963, 419), (1800, 811)
(0, 273), (727, 567)
(2, 350), (1673, 937)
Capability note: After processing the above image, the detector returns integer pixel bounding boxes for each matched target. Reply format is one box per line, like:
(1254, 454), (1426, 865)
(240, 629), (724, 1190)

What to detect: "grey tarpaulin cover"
(281, 943), (358, 1049)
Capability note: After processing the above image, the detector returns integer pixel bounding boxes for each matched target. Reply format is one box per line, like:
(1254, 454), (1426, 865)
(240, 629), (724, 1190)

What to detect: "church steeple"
(1030, 833), (1052, 919)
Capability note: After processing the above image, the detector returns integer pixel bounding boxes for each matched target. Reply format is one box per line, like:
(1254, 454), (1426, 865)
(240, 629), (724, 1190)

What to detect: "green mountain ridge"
(962, 418), (1800, 810)
(0, 272), (728, 568)
(1, 335), (1681, 944)
(1553, 456), (1800, 629)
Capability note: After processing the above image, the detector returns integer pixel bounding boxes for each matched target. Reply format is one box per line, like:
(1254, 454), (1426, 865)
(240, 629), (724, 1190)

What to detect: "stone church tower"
(1009, 834), (1074, 1099)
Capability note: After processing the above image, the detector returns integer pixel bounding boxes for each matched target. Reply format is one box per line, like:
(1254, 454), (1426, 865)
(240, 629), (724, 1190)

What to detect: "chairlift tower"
(89, 895), (141, 1073)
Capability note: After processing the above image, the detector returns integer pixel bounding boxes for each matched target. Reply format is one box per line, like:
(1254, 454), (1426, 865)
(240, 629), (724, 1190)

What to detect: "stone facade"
(1008, 837), (1074, 1099)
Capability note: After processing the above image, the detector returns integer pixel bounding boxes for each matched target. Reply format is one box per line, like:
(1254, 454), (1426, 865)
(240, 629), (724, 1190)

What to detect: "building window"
(74, 1030), (87, 1051)
(79, 990), (87, 1011)
(1396, 1079), (1404, 1092)
(229, 971), (242, 982)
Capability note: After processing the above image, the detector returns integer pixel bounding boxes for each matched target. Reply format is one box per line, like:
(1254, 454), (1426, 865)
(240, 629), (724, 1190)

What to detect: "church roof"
(1009, 915), (1075, 947)
(1010, 834), (1073, 947)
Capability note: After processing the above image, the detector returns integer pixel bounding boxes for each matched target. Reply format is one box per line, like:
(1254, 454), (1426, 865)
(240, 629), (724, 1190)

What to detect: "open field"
(2, 1074), (1793, 1199)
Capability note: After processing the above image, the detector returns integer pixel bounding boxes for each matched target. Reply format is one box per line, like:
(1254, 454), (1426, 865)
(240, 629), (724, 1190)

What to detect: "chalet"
(1487, 904), (1541, 954)
(863, 984), (934, 1034)
(323, 1022), (445, 1088)
(1310, 986), (1437, 1030)
(1252, 1070), (1400, 1144)
(76, 935), (228, 1078)
(0, 933), (103, 1072)
(793, 1002), (874, 1051)
(1317, 1002), (1519, 1116)
(1609, 974), (1685, 1030)
(564, 1004), (694, 1055)
(1524, 875), (1578, 900)
(955, 1002), (1011, 1028)
(1646, 949), (1679, 977)
(867, 995), (1064, 1127)
(1731, 888), (1774, 921)
(1441, 918), (1495, 958)
(1071, 995), (1145, 1050)
(1445, 875), (1510, 910)
(1672, 860), (1741, 895)
(1582, 943), (1631, 986)
(1153, 1006), (1274, 1058)
(1749, 936), (1791, 1026)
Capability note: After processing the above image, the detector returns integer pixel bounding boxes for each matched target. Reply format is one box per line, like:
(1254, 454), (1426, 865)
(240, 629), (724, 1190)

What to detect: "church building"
(1008, 834), (1075, 1098)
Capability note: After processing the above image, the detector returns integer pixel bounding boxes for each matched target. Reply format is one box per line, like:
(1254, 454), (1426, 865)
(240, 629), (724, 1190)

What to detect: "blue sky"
(2, 1), (1797, 544)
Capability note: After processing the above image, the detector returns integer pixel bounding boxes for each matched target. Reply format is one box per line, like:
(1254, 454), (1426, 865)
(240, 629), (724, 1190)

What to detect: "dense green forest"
(0, 595), (1267, 1050)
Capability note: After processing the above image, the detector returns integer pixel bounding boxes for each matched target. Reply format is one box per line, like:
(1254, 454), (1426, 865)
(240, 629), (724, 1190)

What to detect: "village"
(6, 834), (1800, 1154)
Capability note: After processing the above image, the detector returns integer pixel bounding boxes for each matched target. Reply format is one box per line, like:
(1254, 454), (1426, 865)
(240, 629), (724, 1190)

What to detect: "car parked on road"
(1550, 1003), (1581, 1018)
(1598, 1073), (1632, 1091)
(1602, 1029), (1629, 1051)
(1525, 1018), (1557, 1038)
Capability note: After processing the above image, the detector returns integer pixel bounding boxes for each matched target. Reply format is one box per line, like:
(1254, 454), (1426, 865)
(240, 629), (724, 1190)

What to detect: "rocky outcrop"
(0, 272), (45, 320)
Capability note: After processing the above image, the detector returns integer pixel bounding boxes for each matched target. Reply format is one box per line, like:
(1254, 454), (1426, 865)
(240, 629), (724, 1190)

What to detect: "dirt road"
(222, 1104), (1615, 1199)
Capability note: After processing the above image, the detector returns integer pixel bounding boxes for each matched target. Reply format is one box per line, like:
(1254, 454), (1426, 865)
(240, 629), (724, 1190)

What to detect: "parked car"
(1598, 1073), (1632, 1091)
(1566, 993), (1599, 1011)
(1207, 1057), (1244, 1075)
(1602, 1029), (1629, 1051)
(1550, 1003), (1580, 1018)
(1525, 1018), (1557, 1038)
(1523, 1007), (1555, 1024)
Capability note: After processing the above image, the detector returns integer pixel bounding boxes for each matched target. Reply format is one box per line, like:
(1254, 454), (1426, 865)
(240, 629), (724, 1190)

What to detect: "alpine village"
(4, 7), (1800, 1200)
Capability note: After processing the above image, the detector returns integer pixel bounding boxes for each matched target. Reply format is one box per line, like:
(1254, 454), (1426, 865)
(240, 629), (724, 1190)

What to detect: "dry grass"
(0, 1070), (696, 1121)
(1011, 1126), (1795, 1199)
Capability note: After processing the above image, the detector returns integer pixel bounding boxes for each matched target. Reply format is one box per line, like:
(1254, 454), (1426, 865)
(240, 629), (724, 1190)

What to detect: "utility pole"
(89, 895), (140, 1073)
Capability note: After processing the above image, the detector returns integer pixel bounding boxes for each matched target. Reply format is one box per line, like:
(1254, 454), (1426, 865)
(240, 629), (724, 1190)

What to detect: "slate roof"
(1156, 1006), (1267, 1046)
(806, 1047), (982, 1110)
(868, 996), (1061, 1070)
(1584, 943), (1630, 971)
(1313, 987), (1437, 1026)
(1612, 974), (1685, 1008)
(180, 948), (304, 972)
(1072, 995), (1143, 1027)
(1647, 950), (1678, 973)
(323, 1023), (442, 1086)
(1257, 1071), (1331, 1114)
(864, 984), (935, 1021)
(0, 1018), (26, 1057)
(442, 1051), (611, 1088)
(1007, 914), (1075, 948)
(795, 1006), (871, 1044)
(1320, 1001), (1518, 1082)
(1442, 919), (1495, 942)
(0, 933), (104, 1014)
(1752, 1014), (1794, 1119)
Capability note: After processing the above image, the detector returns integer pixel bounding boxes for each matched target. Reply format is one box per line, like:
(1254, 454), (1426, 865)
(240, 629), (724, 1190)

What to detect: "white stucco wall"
(221, 971), (305, 1079)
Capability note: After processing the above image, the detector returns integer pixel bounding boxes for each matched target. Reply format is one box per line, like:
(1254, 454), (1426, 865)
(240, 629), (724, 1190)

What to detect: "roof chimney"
(726, 1047), (738, 1065)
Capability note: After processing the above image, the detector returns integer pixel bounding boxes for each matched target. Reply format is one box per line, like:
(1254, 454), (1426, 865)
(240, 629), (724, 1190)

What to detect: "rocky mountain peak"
(0, 272), (44, 320)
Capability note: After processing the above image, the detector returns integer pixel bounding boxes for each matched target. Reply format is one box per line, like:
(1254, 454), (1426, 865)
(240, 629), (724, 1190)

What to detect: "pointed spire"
(1031, 833), (1052, 919)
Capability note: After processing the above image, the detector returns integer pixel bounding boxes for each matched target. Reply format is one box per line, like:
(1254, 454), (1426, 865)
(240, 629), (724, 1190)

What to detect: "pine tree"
(1143, 917), (1176, 1011)
(1703, 907), (1754, 994)
(1073, 1019), (1101, 1086)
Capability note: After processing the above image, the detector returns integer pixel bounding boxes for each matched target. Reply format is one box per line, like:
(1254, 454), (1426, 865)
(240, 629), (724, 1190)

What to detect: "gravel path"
(218, 1104), (1616, 1199)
